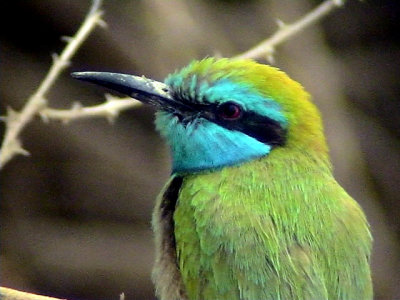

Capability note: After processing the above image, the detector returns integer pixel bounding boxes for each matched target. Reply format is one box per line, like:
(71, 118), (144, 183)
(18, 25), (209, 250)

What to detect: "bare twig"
(0, 0), (345, 170)
(40, 95), (142, 124)
(0, 287), (65, 300)
(234, 0), (345, 62)
(0, 0), (352, 299)
(39, 0), (344, 126)
(0, 0), (104, 169)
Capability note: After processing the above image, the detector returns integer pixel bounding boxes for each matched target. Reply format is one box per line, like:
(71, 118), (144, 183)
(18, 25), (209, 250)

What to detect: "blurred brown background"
(1, 0), (399, 299)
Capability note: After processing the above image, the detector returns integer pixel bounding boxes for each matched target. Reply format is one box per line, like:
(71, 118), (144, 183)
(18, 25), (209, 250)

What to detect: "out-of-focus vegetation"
(1, 1), (399, 299)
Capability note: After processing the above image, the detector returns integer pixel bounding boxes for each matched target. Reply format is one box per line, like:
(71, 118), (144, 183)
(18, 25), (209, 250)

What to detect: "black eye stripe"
(169, 91), (286, 147)
(211, 110), (286, 146)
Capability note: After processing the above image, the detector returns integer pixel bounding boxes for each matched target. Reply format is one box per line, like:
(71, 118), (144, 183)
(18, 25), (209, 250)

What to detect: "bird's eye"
(217, 101), (242, 120)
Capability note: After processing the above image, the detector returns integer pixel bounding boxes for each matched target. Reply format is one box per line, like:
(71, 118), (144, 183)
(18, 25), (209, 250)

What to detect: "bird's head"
(73, 58), (328, 174)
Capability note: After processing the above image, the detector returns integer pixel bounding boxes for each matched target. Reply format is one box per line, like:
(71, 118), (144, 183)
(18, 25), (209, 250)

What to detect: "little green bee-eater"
(72, 58), (372, 300)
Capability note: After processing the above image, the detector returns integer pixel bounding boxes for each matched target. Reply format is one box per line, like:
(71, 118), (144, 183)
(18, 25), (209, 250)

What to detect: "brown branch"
(0, 287), (65, 300)
(234, 0), (345, 62)
(0, 0), (104, 169)
(40, 95), (142, 124)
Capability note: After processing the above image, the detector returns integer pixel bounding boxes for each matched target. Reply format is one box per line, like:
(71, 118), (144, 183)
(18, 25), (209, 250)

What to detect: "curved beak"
(71, 72), (191, 113)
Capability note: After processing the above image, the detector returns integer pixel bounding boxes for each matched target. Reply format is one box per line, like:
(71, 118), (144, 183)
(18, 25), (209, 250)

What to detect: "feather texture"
(151, 58), (372, 300)
(171, 149), (372, 300)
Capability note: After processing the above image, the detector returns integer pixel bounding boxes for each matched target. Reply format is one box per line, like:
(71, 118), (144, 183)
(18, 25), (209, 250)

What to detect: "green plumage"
(152, 59), (372, 300)
(73, 58), (372, 300)
(172, 149), (371, 300)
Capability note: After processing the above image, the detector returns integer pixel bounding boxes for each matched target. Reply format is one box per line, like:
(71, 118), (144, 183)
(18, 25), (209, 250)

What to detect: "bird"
(72, 58), (372, 300)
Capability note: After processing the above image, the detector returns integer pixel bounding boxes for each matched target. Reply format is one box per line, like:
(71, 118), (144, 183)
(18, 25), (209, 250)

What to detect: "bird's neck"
(181, 144), (331, 177)
(172, 137), (331, 177)
(156, 114), (272, 174)
(172, 147), (333, 299)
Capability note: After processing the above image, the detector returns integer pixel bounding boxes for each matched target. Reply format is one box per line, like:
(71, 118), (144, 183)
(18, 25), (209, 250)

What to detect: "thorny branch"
(234, 0), (344, 62)
(0, 0), (344, 170)
(0, 287), (125, 300)
(0, 0), (104, 169)
(0, 0), (347, 298)
(0, 287), (65, 300)
(40, 94), (141, 124)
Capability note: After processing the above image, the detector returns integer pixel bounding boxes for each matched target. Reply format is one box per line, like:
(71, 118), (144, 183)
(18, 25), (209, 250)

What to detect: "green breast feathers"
(73, 58), (372, 300)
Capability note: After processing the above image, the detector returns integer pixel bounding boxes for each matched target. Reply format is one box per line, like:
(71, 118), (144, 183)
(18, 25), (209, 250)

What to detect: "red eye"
(217, 102), (242, 120)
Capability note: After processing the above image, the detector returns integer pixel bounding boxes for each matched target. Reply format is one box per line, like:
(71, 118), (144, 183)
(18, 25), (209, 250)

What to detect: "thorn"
(7, 106), (18, 117)
(37, 97), (48, 109)
(71, 102), (83, 110)
(106, 110), (118, 124)
(60, 59), (71, 68)
(333, 0), (344, 6)
(96, 18), (107, 28)
(52, 53), (70, 68)
(105, 93), (116, 102)
(51, 53), (59, 63)
(61, 36), (73, 43)
(264, 47), (275, 64)
(266, 53), (275, 65)
(276, 19), (286, 28)
(10, 139), (30, 157)
(16, 146), (30, 156)
(39, 111), (50, 123)
(3, 107), (21, 125)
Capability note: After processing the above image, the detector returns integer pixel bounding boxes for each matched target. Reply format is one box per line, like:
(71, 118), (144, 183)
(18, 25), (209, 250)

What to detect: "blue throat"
(155, 111), (271, 174)
(155, 74), (287, 174)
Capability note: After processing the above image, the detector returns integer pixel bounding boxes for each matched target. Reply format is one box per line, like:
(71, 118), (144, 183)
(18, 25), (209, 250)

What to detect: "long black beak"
(71, 72), (191, 113)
